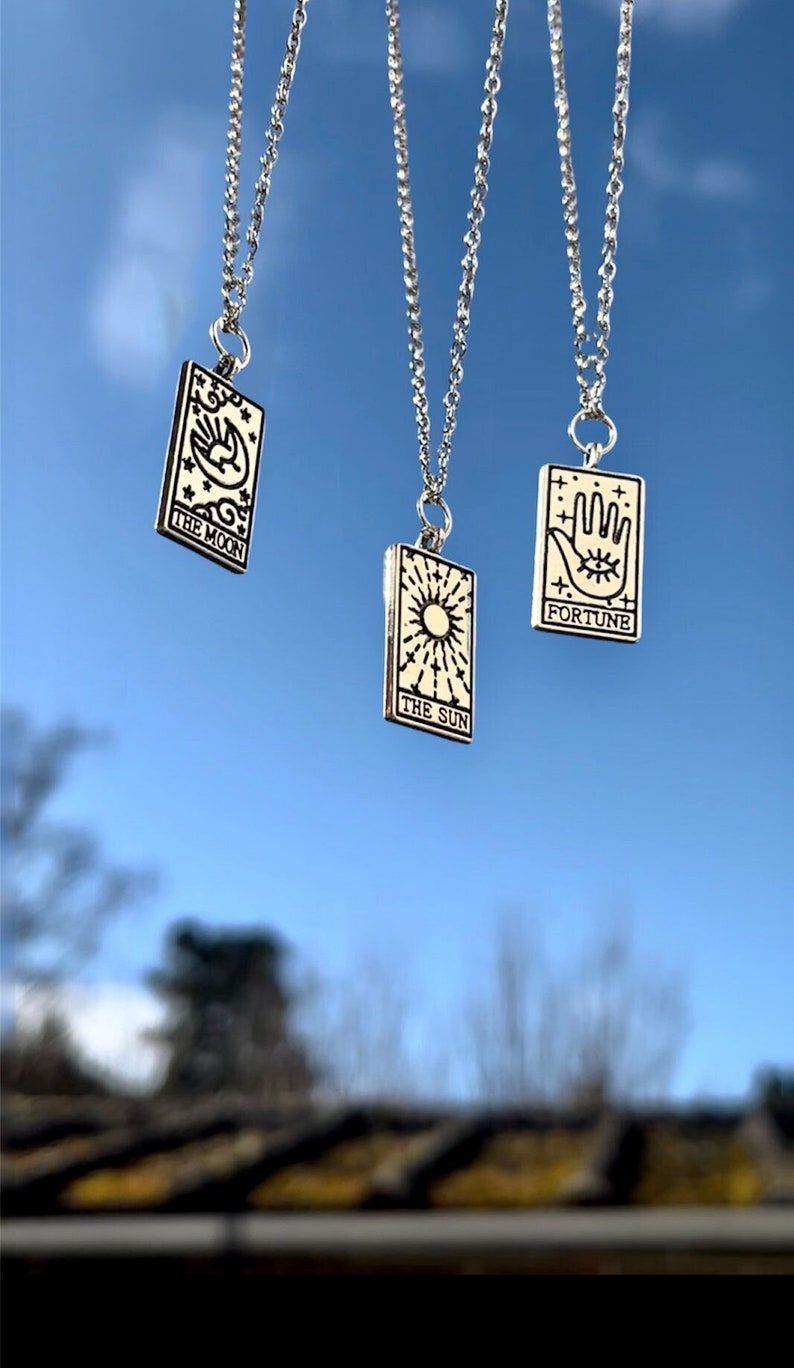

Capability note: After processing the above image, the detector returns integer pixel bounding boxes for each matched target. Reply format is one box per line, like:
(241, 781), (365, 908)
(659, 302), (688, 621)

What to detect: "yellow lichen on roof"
(430, 1128), (588, 1208)
(5, 1135), (107, 1181)
(249, 1131), (417, 1209)
(63, 1129), (266, 1209)
(632, 1125), (762, 1206)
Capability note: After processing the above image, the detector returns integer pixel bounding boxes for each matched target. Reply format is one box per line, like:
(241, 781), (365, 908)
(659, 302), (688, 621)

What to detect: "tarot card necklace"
(383, 0), (509, 743)
(532, 0), (644, 642)
(156, 0), (309, 573)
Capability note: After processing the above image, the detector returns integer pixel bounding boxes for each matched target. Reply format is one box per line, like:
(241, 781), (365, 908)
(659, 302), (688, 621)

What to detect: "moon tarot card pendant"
(384, 543), (475, 742)
(156, 361), (265, 573)
(532, 463), (644, 641)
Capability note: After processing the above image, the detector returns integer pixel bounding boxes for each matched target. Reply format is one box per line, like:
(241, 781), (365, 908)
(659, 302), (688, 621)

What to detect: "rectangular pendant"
(532, 463), (644, 642)
(384, 543), (475, 743)
(155, 360), (265, 573)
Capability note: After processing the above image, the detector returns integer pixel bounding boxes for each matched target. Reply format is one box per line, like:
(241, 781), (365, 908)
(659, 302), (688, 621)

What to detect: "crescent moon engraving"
(189, 414), (250, 490)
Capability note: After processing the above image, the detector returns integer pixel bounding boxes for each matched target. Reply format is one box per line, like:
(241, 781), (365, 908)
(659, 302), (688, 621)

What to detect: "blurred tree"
(467, 913), (688, 1107)
(1, 707), (157, 987)
(753, 1067), (794, 1109)
(300, 952), (425, 1103)
(148, 920), (316, 1101)
(467, 912), (543, 1105)
(0, 1011), (106, 1096)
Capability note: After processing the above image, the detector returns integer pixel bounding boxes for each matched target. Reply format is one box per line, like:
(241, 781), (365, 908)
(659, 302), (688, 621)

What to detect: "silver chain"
(214, 0), (309, 376)
(387, 0), (509, 545)
(548, 0), (634, 432)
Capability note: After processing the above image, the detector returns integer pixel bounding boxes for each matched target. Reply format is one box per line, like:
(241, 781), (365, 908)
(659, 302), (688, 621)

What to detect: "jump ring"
(210, 318), (251, 378)
(416, 490), (452, 554)
(568, 409), (618, 462)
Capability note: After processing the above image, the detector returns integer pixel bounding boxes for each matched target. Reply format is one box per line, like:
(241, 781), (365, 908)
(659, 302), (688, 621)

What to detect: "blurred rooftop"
(2, 1094), (793, 1274)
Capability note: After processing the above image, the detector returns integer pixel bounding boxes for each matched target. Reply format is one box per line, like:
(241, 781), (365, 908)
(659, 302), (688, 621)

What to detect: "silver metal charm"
(155, 2), (309, 571)
(384, 544), (475, 742)
(532, 463), (644, 641)
(156, 361), (265, 573)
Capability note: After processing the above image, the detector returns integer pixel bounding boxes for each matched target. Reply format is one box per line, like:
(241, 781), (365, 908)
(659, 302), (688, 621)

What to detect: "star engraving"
(182, 457), (195, 472)
(241, 407), (251, 422)
(182, 485), (195, 501)
(203, 479), (212, 492)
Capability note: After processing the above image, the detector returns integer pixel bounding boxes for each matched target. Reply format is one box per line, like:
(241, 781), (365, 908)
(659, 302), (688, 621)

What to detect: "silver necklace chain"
(213, 0), (309, 377)
(548, 0), (634, 444)
(387, 0), (509, 546)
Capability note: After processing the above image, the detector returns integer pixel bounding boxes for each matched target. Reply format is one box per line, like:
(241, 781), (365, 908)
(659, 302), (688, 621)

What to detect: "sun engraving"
(398, 549), (472, 705)
(422, 601), (451, 639)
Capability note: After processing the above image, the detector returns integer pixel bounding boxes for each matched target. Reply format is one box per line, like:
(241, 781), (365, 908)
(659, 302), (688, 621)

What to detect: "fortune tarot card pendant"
(156, 361), (265, 573)
(532, 463), (644, 641)
(384, 543), (475, 742)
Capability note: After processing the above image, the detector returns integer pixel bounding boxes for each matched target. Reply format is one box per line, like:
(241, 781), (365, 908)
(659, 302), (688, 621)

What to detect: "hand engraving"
(190, 414), (250, 490)
(549, 490), (630, 600)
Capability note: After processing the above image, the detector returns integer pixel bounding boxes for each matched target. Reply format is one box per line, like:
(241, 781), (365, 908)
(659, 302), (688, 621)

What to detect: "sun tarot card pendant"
(384, 543), (475, 742)
(532, 463), (644, 641)
(156, 361), (265, 573)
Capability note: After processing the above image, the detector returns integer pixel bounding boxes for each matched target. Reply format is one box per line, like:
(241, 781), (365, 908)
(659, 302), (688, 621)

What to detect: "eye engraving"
(532, 465), (644, 641)
(577, 546), (622, 586)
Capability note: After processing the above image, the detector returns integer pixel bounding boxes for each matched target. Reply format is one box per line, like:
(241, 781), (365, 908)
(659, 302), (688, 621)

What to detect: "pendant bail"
(568, 408), (617, 468)
(210, 317), (251, 381)
(416, 490), (452, 555)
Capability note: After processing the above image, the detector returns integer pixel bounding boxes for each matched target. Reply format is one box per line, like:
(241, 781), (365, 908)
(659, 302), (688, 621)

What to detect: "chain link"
(219, 0), (309, 336)
(548, 0), (634, 420)
(386, 0), (509, 513)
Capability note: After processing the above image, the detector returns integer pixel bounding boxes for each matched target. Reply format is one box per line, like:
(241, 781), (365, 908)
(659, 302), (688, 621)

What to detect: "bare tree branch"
(466, 912), (688, 1107)
(1, 707), (157, 985)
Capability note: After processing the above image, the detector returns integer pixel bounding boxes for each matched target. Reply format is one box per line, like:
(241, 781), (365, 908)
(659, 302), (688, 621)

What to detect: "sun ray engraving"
(384, 544), (475, 741)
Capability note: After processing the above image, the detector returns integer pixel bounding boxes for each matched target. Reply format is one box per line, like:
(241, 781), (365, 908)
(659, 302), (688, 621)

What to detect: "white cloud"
(327, 0), (472, 75)
(88, 111), (211, 387)
(689, 159), (756, 201)
(16, 982), (167, 1092)
(630, 111), (755, 201)
(87, 108), (312, 388)
(581, 0), (751, 33)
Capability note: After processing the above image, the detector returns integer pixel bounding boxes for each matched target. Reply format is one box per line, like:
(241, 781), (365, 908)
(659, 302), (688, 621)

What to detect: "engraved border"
(383, 543), (475, 743)
(155, 360), (266, 575)
(531, 463), (644, 643)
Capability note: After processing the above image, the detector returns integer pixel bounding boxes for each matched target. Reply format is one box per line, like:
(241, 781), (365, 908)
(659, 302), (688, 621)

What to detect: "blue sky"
(3, 0), (791, 1098)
